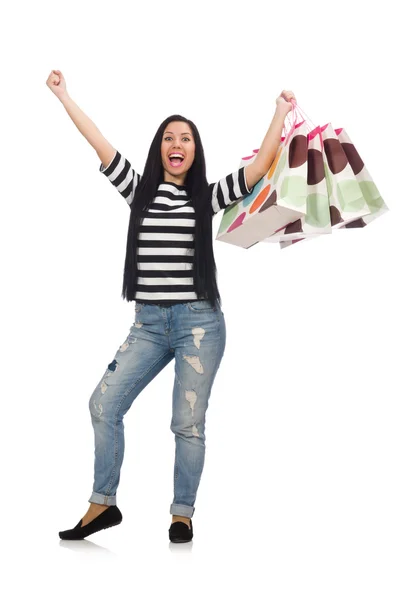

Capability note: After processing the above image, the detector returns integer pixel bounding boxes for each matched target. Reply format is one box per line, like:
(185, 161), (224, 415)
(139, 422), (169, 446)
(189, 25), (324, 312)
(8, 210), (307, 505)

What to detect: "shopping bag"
(332, 127), (389, 229)
(215, 106), (309, 249)
(262, 123), (332, 245)
(277, 120), (372, 249)
(277, 110), (389, 249)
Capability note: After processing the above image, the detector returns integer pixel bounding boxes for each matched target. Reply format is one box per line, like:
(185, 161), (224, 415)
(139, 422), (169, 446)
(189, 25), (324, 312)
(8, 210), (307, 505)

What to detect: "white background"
(1, 0), (396, 598)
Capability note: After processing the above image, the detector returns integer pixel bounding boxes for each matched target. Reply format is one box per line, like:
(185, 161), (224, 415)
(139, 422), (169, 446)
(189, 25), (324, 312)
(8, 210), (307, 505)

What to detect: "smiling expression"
(160, 121), (195, 185)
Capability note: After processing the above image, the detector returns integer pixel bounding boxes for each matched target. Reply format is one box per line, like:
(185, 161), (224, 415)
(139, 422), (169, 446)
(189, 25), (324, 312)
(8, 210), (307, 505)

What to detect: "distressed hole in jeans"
(183, 355), (204, 374)
(100, 359), (118, 393)
(92, 398), (103, 418)
(108, 359), (118, 372)
(185, 390), (200, 437)
(192, 327), (205, 349)
(185, 389), (197, 415)
(120, 335), (138, 352)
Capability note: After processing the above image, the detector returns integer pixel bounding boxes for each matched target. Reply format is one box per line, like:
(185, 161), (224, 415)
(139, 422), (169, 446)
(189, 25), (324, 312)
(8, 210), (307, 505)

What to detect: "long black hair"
(121, 114), (221, 308)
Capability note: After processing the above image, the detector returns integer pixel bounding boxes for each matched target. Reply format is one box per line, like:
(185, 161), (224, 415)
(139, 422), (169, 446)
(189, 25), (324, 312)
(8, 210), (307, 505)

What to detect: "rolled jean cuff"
(89, 492), (117, 506)
(170, 503), (195, 518)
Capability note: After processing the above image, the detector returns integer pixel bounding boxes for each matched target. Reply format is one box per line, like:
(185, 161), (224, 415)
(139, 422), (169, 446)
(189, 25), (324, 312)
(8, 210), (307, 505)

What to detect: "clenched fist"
(276, 90), (297, 115)
(46, 70), (68, 99)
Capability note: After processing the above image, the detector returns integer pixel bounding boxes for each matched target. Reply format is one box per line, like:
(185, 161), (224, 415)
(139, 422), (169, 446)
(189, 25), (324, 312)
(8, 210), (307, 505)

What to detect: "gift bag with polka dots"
(215, 114), (310, 249)
(277, 123), (389, 249)
(262, 124), (332, 245)
(332, 127), (388, 229)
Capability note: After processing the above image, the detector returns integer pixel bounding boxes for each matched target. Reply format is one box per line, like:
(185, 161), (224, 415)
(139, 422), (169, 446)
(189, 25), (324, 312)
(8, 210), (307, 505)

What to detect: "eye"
(164, 137), (191, 142)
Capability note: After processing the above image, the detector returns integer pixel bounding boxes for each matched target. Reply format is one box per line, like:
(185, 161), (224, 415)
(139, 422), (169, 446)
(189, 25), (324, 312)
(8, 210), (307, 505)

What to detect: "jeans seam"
(119, 349), (172, 408)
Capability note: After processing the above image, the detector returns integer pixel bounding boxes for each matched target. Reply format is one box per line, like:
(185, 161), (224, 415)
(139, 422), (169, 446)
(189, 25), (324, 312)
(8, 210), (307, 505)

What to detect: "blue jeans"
(88, 299), (226, 518)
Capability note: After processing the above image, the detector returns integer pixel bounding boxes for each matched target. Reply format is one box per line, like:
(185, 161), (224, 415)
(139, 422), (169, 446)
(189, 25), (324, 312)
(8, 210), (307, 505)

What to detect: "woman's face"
(160, 121), (195, 185)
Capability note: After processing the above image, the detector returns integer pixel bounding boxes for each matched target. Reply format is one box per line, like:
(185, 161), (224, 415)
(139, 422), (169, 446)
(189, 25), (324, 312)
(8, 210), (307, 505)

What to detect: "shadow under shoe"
(59, 505), (123, 540)
(169, 518), (193, 543)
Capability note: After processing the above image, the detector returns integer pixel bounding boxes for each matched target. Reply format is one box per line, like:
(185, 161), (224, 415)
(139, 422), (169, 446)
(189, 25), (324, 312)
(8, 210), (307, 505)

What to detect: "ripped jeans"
(88, 299), (226, 519)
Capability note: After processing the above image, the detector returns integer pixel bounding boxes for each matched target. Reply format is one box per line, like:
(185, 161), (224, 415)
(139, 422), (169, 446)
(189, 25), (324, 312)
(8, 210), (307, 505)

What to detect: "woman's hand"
(46, 69), (68, 99)
(275, 90), (297, 115)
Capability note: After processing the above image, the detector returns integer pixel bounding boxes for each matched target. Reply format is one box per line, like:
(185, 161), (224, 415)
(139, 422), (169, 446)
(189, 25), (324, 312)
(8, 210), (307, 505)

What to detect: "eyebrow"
(164, 131), (192, 136)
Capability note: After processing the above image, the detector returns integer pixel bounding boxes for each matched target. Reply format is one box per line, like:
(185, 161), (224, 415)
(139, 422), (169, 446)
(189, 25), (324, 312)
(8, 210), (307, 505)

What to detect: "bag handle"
(294, 103), (317, 130)
(251, 101), (317, 158)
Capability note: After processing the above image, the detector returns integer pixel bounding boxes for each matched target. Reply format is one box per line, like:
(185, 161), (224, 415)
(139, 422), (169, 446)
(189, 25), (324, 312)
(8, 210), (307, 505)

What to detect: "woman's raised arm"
(46, 69), (116, 168)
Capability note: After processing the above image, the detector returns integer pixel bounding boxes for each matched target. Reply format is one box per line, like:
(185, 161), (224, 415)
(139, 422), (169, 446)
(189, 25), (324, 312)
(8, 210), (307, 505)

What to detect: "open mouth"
(168, 155), (185, 168)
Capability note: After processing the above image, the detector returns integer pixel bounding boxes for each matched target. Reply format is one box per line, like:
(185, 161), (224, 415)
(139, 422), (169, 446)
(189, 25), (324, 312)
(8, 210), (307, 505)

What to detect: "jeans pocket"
(187, 300), (216, 313)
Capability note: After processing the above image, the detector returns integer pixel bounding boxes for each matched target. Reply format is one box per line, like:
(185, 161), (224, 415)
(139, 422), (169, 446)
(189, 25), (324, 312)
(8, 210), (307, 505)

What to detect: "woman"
(48, 70), (296, 543)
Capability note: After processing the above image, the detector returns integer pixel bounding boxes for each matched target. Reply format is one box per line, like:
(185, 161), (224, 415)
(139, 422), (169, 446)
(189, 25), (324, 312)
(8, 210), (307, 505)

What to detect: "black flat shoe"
(169, 518), (193, 543)
(59, 505), (123, 540)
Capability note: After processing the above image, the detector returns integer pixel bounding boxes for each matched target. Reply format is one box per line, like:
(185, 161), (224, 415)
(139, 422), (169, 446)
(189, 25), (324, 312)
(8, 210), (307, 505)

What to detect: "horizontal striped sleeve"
(99, 149), (141, 206)
(209, 165), (253, 215)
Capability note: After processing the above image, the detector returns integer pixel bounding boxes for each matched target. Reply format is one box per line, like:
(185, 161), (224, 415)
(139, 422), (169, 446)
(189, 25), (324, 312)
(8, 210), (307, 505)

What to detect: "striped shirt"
(99, 149), (252, 303)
